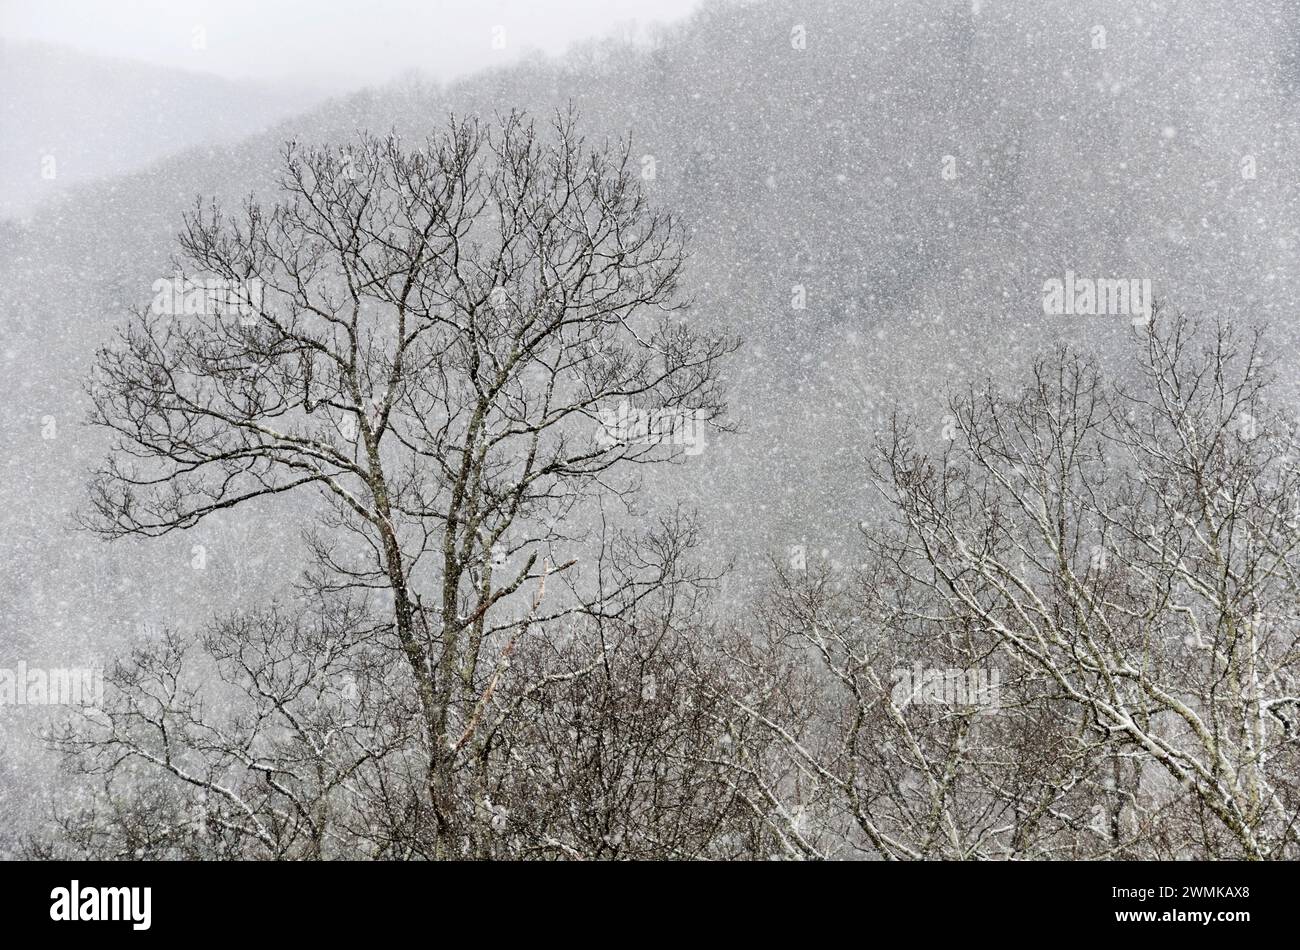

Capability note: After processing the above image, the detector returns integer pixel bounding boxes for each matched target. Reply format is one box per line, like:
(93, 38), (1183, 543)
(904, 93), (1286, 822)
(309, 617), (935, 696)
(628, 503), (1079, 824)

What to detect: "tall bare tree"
(77, 109), (735, 854)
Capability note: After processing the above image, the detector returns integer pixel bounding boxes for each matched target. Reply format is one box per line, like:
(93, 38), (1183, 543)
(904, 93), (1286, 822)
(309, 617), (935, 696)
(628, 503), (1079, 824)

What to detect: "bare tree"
(710, 307), (1300, 860)
(850, 308), (1300, 858)
(73, 108), (735, 855)
(46, 603), (418, 859)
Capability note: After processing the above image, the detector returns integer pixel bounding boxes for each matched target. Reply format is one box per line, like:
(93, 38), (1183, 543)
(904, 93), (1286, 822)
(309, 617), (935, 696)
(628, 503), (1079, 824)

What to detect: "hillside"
(4, 1), (1300, 844)
(0, 39), (328, 218)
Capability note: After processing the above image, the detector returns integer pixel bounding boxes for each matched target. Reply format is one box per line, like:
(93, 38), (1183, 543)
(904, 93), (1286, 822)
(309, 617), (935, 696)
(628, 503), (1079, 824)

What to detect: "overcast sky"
(0, 0), (706, 90)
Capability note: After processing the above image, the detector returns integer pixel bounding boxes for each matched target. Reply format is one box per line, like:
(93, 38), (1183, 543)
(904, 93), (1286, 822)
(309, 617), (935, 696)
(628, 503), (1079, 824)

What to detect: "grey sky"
(0, 0), (705, 90)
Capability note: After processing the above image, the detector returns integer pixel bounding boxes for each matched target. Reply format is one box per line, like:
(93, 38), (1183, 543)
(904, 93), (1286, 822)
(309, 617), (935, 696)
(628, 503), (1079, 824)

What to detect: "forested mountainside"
(4, 0), (1300, 855)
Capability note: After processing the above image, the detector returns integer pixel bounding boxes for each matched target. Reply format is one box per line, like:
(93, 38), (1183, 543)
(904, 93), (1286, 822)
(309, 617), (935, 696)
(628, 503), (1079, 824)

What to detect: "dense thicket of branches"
(35, 112), (1300, 859)
(721, 309), (1300, 860)
(52, 111), (738, 858)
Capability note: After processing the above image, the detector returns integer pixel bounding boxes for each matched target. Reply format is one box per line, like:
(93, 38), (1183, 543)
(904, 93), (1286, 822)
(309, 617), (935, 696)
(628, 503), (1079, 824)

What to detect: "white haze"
(0, 0), (706, 89)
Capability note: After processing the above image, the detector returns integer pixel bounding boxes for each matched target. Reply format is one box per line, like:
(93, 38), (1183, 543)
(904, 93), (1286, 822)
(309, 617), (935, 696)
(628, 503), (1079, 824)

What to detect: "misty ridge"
(1, 0), (1300, 860)
(0, 38), (331, 219)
